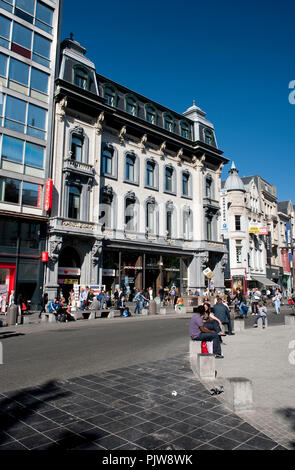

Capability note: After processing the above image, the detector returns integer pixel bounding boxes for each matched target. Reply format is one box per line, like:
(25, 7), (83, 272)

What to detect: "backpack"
(48, 301), (55, 313)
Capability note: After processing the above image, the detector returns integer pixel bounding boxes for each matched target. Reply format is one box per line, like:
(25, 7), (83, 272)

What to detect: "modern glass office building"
(0, 0), (62, 309)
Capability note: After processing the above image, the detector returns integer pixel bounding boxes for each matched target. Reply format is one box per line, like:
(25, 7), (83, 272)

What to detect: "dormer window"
(164, 113), (174, 132)
(145, 104), (157, 125)
(125, 95), (138, 116)
(180, 120), (190, 139)
(204, 128), (214, 145)
(104, 84), (117, 107)
(73, 66), (89, 90)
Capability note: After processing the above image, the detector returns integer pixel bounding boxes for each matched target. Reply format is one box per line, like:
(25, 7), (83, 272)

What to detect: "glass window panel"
(22, 181), (40, 206)
(2, 135), (24, 163)
(0, 15), (11, 48)
(27, 104), (46, 139)
(125, 200), (135, 230)
(0, 0), (13, 13)
(104, 87), (115, 106)
(126, 156), (135, 181)
(25, 142), (44, 168)
(0, 177), (20, 203)
(4, 95), (26, 133)
(68, 186), (80, 219)
(30, 67), (48, 94)
(16, 0), (34, 14)
(165, 168), (173, 192)
(0, 53), (8, 77)
(182, 173), (189, 195)
(36, 2), (53, 28)
(167, 211), (172, 237)
(9, 58), (29, 85)
(12, 22), (32, 50)
(146, 162), (155, 187)
(33, 33), (50, 66)
(102, 149), (113, 174)
(71, 136), (83, 162)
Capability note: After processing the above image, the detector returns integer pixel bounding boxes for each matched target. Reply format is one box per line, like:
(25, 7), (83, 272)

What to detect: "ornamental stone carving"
(56, 97), (67, 122)
(94, 111), (104, 135)
(49, 236), (63, 264)
(91, 240), (103, 266)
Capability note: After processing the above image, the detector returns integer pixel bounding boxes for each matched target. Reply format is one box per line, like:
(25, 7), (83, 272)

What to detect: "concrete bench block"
(223, 377), (253, 411)
(196, 354), (216, 379)
(175, 306), (187, 314)
(108, 310), (121, 318)
(88, 312), (96, 320)
(233, 319), (245, 332)
(189, 340), (215, 379)
(72, 311), (83, 321)
(159, 308), (167, 315)
(22, 315), (31, 324)
(48, 313), (56, 323)
(255, 317), (268, 327)
(285, 315), (295, 325)
(141, 309), (149, 316)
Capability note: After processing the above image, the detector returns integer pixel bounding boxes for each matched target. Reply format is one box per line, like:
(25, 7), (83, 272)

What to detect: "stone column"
(45, 234), (63, 300)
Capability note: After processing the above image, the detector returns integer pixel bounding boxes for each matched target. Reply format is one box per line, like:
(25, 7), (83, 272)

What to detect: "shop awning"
(251, 276), (278, 287)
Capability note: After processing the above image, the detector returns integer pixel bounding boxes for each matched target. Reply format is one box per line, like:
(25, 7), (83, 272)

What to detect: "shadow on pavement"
(276, 408), (295, 448)
(0, 331), (26, 339)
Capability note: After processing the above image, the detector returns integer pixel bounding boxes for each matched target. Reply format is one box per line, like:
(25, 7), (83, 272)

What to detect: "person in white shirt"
(273, 289), (282, 314)
(253, 302), (267, 328)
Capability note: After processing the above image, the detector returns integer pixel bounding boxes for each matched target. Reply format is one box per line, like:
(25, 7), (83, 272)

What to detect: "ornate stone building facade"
(45, 37), (228, 300)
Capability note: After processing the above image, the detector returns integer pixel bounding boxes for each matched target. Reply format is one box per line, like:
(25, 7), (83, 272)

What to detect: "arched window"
(182, 172), (190, 196)
(145, 104), (157, 124)
(125, 155), (135, 182)
(166, 204), (173, 238)
(73, 66), (89, 90)
(102, 147), (113, 175)
(164, 113), (174, 132)
(146, 201), (155, 234)
(125, 195), (136, 231)
(146, 161), (155, 188)
(183, 208), (192, 240)
(100, 185), (113, 229)
(180, 120), (191, 139)
(125, 95), (138, 116)
(71, 135), (83, 162)
(205, 175), (213, 199)
(165, 166), (174, 193)
(68, 185), (81, 220)
(104, 84), (117, 107)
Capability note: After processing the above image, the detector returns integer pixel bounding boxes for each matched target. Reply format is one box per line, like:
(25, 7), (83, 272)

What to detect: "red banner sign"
(281, 248), (291, 273)
(44, 179), (53, 212)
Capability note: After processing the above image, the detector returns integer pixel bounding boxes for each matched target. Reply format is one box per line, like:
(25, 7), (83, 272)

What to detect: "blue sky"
(61, 0), (295, 202)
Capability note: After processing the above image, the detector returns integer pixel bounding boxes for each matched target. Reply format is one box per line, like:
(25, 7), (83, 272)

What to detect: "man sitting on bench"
(190, 305), (224, 359)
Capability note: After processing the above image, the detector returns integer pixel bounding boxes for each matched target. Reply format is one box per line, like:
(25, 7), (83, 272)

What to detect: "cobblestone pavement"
(0, 355), (287, 451)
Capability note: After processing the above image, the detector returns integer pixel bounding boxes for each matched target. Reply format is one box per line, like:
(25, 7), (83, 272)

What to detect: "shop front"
(102, 248), (190, 298)
(0, 216), (46, 310)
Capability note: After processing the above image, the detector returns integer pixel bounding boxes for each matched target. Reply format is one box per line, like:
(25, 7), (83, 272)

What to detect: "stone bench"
(189, 340), (215, 380)
(41, 313), (57, 323)
(107, 309), (122, 319)
(175, 305), (187, 314)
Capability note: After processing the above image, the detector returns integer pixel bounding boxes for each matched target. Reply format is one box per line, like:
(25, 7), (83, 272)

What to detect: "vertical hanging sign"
(44, 179), (53, 212)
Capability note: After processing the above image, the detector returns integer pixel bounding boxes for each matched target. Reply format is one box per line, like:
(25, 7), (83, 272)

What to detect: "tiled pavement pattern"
(0, 355), (287, 451)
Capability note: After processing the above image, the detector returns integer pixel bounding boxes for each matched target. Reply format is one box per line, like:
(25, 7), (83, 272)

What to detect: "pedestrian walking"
(39, 292), (48, 319)
(273, 289), (282, 314)
(253, 302), (267, 328)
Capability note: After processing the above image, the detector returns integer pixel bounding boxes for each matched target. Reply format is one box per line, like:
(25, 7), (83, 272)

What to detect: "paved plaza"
(0, 308), (294, 451)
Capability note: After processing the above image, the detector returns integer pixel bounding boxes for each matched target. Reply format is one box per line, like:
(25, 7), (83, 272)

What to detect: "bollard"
(159, 308), (167, 315)
(7, 304), (18, 326)
(141, 309), (149, 316)
(223, 377), (253, 411)
(48, 314), (56, 323)
(149, 300), (157, 315)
